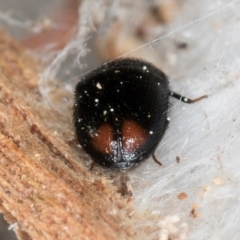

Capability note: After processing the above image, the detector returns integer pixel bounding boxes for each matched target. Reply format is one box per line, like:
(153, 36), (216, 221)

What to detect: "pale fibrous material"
(2, 0), (240, 239)
(42, 0), (240, 239)
(128, 1), (240, 240)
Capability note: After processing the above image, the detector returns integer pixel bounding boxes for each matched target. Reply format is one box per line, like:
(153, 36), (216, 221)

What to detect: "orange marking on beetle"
(122, 120), (147, 152)
(92, 123), (114, 154)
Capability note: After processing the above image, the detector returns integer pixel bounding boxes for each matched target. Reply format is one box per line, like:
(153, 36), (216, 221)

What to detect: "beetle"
(73, 58), (207, 169)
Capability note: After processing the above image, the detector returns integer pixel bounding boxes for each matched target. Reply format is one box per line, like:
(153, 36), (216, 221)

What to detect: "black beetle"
(73, 58), (207, 169)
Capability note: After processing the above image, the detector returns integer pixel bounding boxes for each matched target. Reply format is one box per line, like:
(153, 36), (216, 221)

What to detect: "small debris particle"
(213, 177), (224, 185)
(176, 156), (180, 163)
(203, 185), (211, 192)
(117, 174), (132, 198)
(178, 192), (188, 200)
(176, 42), (188, 49)
(8, 222), (18, 231)
(190, 204), (200, 218)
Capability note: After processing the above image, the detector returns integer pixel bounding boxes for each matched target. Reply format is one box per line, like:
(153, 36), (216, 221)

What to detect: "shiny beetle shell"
(73, 58), (170, 169)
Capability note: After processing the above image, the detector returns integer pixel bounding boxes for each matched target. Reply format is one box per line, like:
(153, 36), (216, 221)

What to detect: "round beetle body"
(73, 58), (170, 169)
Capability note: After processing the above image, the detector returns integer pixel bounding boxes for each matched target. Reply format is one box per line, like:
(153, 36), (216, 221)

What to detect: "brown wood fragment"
(0, 31), (134, 240)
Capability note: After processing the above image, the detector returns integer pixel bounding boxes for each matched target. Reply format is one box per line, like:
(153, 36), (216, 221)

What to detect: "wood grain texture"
(0, 31), (133, 240)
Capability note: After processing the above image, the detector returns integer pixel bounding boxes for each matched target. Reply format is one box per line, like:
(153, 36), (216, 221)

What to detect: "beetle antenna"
(170, 91), (208, 104)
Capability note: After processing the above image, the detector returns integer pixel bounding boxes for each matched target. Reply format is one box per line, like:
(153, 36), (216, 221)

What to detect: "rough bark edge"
(0, 31), (134, 240)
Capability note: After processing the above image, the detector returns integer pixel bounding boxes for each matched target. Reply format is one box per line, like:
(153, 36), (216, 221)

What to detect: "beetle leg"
(89, 162), (95, 171)
(152, 152), (164, 167)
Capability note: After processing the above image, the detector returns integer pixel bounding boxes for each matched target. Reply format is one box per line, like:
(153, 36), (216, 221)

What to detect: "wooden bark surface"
(0, 31), (133, 240)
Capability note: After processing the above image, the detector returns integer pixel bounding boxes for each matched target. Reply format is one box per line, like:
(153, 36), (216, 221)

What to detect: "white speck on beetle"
(148, 115), (151, 118)
(184, 97), (188, 102)
(95, 99), (99, 102)
(149, 131), (153, 134)
(103, 110), (107, 115)
(110, 108), (114, 112)
(78, 118), (82, 123)
(115, 70), (120, 73)
(143, 66), (147, 70)
(96, 82), (102, 89)
(167, 117), (170, 121)
(157, 82), (160, 85)
(139, 76), (142, 79)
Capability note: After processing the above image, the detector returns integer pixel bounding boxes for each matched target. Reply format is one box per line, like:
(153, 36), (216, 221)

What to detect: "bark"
(0, 31), (133, 240)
